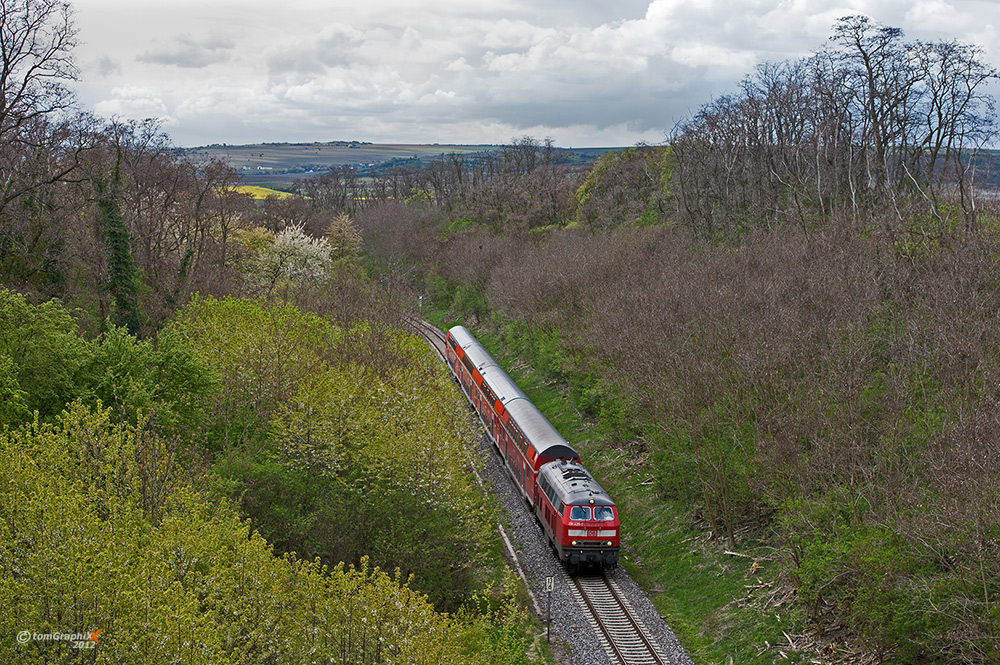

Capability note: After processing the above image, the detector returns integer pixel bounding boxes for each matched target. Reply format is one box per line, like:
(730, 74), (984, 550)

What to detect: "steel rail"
(569, 572), (670, 665)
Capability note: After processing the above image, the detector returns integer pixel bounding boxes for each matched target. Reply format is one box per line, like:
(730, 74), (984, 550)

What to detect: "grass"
(586, 445), (807, 664)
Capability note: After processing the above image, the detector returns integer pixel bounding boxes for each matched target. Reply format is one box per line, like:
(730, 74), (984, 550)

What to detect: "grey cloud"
(138, 36), (234, 68)
(507, 0), (651, 26)
(265, 25), (367, 78)
(96, 56), (121, 78)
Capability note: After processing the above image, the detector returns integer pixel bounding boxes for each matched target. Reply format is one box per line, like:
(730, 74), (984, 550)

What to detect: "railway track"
(568, 571), (671, 665)
(408, 317), (675, 665)
(406, 316), (448, 360)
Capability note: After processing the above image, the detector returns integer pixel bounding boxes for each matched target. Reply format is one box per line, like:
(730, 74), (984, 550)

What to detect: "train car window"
(569, 506), (592, 521)
(594, 506), (615, 521)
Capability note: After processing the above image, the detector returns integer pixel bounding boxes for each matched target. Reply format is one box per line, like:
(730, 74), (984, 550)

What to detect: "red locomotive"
(445, 325), (620, 569)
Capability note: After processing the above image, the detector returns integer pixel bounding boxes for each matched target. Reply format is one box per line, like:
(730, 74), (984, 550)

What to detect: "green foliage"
(76, 323), (158, 422)
(786, 519), (938, 662)
(574, 146), (672, 231)
(443, 216), (477, 240)
(0, 354), (29, 428)
(405, 189), (433, 205)
(424, 270), (455, 310)
(893, 204), (960, 260)
(327, 212), (363, 262)
(168, 295), (336, 450)
(75, 323), (219, 437)
(782, 485), (1000, 664)
(498, 319), (565, 377)
(649, 426), (702, 502)
(451, 283), (490, 321)
(454, 577), (537, 665)
(1, 402), (489, 664)
(0, 288), (219, 436)
(172, 296), (502, 611)
(0, 288), (87, 420)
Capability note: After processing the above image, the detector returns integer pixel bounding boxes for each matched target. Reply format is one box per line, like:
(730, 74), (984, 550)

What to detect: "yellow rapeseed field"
(231, 185), (298, 199)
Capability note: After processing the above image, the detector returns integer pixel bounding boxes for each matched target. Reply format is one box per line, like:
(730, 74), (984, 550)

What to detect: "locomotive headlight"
(607, 540), (614, 546)
(571, 540), (578, 546)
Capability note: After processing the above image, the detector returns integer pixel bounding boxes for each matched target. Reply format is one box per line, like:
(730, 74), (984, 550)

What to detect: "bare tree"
(909, 39), (999, 225)
(669, 16), (998, 238)
(0, 0), (83, 207)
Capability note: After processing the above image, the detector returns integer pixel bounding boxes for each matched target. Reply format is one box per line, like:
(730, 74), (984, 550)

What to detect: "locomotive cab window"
(569, 505), (592, 521)
(594, 506), (615, 521)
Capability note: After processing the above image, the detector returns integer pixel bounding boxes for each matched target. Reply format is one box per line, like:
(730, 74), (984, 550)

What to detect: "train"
(445, 325), (620, 570)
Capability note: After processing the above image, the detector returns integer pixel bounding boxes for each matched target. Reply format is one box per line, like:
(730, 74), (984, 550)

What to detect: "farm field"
(183, 141), (621, 186)
(231, 185), (299, 199)
(183, 141), (496, 185)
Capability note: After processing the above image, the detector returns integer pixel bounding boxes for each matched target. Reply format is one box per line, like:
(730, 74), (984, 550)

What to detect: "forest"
(2, 1), (1000, 664)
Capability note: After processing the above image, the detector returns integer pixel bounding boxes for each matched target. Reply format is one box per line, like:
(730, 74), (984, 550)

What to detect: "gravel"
(473, 430), (694, 665)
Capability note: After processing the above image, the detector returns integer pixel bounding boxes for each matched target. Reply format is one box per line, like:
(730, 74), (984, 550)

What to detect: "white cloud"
(670, 43), (757, 71)
(93, 86), (176, 125)
(446, 57), (474, 72)
(68, 0), (1000, 147)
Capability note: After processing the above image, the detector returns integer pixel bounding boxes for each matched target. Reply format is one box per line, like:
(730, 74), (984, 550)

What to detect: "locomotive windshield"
(594, 506), (615, 521)
(569, 506), (591, 521)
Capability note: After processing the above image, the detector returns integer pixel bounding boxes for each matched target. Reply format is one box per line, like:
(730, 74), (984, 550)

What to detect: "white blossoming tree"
(254, 224), (333, 296)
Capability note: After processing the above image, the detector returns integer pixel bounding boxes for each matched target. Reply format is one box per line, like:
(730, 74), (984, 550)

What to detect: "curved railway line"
(408, 317), (676, 665)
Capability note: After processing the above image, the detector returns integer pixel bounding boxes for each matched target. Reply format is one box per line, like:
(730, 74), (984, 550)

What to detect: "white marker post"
(545, 576), (554, 642)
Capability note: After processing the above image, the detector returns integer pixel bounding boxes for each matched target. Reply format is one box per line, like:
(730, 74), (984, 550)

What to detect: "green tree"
(327, 211), (363, 262)
(0, 354), (29, 427)
(170, 296), (501, 609)
(575, 146), (672, 230)
(0, 288), (86, 419)
(75, 323), (219, 437)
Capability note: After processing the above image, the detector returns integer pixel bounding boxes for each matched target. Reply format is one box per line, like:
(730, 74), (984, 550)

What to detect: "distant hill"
(181, 141), (624, 186)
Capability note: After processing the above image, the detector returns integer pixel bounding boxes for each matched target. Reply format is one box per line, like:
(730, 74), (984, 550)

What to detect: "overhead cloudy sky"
(68, 0), (999, 148)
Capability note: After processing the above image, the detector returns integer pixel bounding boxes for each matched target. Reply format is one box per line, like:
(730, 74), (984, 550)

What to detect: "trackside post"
(546, 576), (554, 642)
